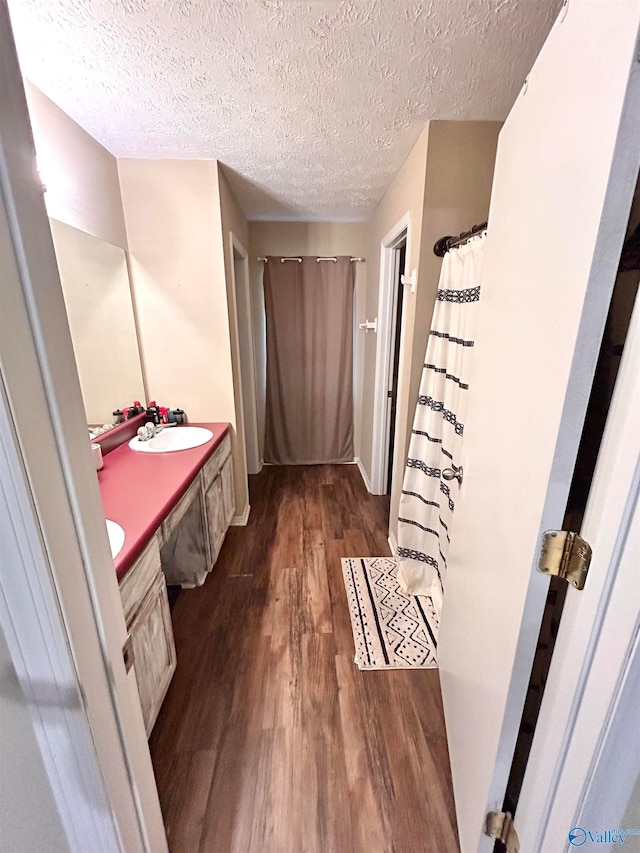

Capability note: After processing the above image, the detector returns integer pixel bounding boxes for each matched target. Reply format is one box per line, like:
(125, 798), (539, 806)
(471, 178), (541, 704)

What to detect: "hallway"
(149, 465), (459, 852)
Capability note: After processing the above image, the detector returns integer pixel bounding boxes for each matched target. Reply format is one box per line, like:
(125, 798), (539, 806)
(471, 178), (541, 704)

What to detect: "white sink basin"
(128, 426), (213, 453)
(105, 519), (125, 559)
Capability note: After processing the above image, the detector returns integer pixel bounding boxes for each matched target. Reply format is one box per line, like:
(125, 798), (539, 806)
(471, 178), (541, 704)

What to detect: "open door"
(437, 2), (640, 850)
(0, 9), (167, 850)
(518, 287), (640, 849)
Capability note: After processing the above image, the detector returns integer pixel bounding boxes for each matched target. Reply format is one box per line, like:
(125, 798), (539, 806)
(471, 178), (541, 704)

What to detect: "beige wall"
(118, 159), (248, 516)
(118, 161), (232, 415)
(360, 127), (430, 504)
(24, 84), (144, 426)
(248, 221), (367, 460)
(217, 165), (250, 514)
(414, 120), (502, 424)
(360, 121), (500, 541)
(24, 82), (127, 249)
(390, 121), (501, 539)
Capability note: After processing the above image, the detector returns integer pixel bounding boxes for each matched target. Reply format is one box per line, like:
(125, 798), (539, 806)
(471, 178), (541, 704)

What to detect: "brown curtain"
(264, 256), (354, 465)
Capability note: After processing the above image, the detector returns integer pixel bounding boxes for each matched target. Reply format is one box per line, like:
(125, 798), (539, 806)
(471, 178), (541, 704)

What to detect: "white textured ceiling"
(8, 0), (560, 220)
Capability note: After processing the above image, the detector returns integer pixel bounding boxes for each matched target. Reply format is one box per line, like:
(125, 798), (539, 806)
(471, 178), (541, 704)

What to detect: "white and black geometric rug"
(340, 557), (439, 670)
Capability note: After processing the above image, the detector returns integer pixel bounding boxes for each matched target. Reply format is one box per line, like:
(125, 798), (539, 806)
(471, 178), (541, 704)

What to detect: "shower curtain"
(264, 256), (354, 465)
(397, 234), (486, 622)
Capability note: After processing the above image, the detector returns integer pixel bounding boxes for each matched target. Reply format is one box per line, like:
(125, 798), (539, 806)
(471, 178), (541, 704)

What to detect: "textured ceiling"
(8, 0), (560, 220)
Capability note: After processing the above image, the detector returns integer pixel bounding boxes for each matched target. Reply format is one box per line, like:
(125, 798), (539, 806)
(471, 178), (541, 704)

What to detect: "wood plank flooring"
(149, 464), (459, 853)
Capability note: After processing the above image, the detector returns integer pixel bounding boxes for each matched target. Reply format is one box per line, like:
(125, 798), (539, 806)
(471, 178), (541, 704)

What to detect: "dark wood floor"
(150, 464), (459, 853)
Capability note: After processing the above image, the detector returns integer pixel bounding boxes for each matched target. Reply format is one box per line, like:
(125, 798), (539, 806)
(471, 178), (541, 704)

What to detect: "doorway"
(386, 242), (406, 495)
(370, 214), (411, 496)
(230, 234), (261, 475)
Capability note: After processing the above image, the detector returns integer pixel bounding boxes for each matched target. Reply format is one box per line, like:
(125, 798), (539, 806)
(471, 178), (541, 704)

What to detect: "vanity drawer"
(202, 433), (231, 491)
(119, 534), (162, 625)
(161, 476), (202, 543)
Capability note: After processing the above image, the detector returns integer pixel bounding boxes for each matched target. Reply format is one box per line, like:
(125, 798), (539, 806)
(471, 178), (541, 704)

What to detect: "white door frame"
(0, 373), (122, 851)
(0, 12), (166, 850)
(518, 292), (640, 850)
(370, 211), (411, 495)
(229, 231), (260, 475)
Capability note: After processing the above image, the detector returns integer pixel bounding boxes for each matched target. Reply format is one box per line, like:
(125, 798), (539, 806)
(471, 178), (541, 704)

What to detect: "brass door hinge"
(485, 811), (520, 852)
(538, 530), (592, 590)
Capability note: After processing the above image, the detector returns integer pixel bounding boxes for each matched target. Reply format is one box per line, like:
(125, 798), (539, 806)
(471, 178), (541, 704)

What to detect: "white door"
(437, 3), (640, 851)
(0, 11), (167, 851)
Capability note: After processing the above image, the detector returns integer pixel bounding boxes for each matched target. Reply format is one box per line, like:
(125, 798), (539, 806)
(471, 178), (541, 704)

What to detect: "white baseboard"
(388, 531), (398, 556)
(231, 504), (250, 526)
(355, 456), (373, 493)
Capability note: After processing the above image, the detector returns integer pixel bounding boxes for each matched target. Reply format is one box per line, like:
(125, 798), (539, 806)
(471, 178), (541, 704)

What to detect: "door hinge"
(122, 633), (135, 673)
(485, 811), (520, 852)
(401, 269), (417, 292)
(537, 530), (592, 590)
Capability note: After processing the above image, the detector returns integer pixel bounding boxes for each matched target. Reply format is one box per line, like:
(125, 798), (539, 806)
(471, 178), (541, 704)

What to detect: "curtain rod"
(257, 256), (365, 263)
(433, 222), (487, 257)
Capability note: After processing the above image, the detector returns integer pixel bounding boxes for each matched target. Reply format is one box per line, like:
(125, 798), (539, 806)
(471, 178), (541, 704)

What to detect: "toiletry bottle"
(145, 401), (161, 426)
(174, 408), (187, 424)
(112, 409), (124, 425)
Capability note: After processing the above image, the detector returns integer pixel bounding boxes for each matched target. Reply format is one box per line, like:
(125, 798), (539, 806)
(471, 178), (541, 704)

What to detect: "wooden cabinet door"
(160, 488), (208, 587)
(129, 574), (176, 737)
(205, 474), (226, 565)
(220, 455), (235, 528)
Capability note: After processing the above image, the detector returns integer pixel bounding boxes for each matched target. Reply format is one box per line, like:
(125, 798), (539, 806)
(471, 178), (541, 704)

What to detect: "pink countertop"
(98, 422), (230, 581)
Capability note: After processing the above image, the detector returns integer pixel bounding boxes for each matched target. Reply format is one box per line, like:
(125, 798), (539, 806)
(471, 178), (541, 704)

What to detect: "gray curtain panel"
(264, 256), (355, 465)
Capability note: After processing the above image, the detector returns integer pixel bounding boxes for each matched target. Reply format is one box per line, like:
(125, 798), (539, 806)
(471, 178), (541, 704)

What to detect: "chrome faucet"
(136, 422), (163, 441)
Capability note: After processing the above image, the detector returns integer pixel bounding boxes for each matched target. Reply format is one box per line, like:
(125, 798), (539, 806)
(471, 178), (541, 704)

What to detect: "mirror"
(49, 219), (146, 425)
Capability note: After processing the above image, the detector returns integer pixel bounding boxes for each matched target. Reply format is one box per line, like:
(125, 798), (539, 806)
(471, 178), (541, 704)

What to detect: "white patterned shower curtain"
(397, 234), (486, 628)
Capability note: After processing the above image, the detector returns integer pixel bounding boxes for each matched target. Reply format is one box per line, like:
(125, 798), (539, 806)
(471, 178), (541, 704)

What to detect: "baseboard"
(231, 504), (251, 526)
(355, 456), (373, 493)
(388, 531), (398, 556)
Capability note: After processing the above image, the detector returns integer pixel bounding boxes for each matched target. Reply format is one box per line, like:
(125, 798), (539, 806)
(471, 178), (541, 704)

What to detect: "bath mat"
(340, 557), (438, 670)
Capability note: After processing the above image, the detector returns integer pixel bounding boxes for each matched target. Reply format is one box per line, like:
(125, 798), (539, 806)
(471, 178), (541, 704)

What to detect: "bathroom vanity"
(98, 421), (234, 735)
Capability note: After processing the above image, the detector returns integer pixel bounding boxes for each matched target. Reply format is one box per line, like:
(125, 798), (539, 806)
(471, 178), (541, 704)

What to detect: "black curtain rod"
(433, 221), (487, 257)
